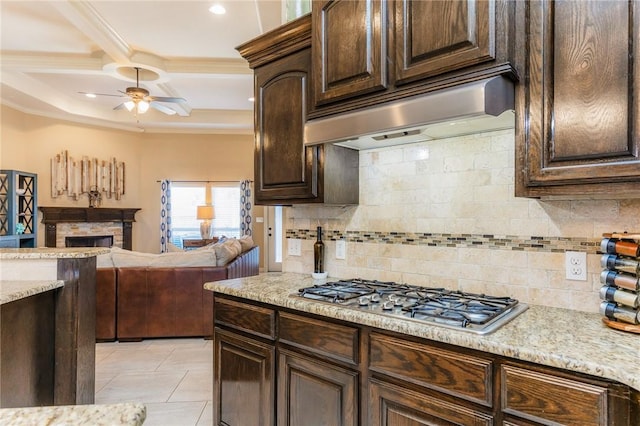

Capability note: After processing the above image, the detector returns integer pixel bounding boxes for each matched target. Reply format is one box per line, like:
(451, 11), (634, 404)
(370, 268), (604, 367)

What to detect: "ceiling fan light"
(137, 100), (150, 113)
(124, 100), (135, 111)
(209, 4), (226, 14)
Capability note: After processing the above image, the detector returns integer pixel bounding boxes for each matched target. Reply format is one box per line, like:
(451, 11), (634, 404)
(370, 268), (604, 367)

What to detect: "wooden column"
(54, 257), (97, 405)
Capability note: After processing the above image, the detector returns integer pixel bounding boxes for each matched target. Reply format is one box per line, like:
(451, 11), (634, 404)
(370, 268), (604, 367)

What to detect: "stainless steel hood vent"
(304, 76), (515, 150)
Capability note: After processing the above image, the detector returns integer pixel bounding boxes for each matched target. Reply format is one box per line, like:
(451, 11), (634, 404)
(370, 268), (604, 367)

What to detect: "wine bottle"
(314, 226), (324, 273)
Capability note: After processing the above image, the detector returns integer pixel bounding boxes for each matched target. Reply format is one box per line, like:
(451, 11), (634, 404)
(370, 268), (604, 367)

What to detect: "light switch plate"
(288, 238), (301, 256)
(336, 240), (346, 260)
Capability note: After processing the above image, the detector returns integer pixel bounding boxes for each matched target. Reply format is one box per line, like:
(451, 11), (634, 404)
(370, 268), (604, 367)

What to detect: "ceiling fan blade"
(149, 96), (186, 103)
(79, 91), (125, 98)
(113, 103), (127, 110)
(150, 102), (177, 115)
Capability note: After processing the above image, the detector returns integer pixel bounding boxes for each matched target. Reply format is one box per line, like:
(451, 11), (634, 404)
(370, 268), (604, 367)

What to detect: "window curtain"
(160, 179), (172, 252)
(240, 179), (253, 236)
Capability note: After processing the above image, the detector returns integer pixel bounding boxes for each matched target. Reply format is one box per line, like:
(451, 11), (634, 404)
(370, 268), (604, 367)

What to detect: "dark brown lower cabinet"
(277, 348), (358, 426)
(369, 378), (493, 426)
(212, 295), (637, 426)
(0, 291), (55, 407)
(213, 328), (275, 426)
(501, 363), (632, 426)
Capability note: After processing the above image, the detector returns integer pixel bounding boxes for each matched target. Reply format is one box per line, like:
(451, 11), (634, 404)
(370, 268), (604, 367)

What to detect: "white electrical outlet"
(287, 238), (301, 256)
(336, 240), (346, 260)
(565, 251), (587, 281)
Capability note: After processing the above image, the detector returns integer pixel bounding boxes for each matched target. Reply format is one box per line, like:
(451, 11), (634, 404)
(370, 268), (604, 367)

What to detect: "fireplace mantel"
(39, 207), (140, 250)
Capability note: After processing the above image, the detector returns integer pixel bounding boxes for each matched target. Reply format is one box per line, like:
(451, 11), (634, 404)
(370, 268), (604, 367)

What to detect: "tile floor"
(95, 338), (213, 426)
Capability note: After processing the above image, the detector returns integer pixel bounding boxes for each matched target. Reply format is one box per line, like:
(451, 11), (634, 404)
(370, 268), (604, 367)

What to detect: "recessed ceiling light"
(248, 97), (255, 102)
(85, 93), (97, 98)
(209, 4), (226, 15)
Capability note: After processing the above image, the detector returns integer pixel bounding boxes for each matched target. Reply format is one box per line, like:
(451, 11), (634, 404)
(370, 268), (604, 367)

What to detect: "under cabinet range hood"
(304, 76), (515, 150)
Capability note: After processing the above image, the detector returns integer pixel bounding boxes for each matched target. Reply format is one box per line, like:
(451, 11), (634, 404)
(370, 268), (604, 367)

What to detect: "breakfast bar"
(0, 248), (108, 408)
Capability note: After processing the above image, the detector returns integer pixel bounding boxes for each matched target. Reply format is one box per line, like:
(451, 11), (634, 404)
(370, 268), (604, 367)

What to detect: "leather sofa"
(96, 245), (259, 341)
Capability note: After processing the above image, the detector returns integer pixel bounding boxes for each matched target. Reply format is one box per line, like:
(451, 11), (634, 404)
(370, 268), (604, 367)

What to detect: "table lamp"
(196, 205), (215, 239)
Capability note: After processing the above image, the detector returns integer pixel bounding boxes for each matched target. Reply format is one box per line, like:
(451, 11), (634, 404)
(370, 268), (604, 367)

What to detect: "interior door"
(265, 206), (282, 272)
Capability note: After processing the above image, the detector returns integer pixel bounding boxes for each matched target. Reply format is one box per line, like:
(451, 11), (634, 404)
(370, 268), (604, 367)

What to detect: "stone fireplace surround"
(39, 207), (140, 250)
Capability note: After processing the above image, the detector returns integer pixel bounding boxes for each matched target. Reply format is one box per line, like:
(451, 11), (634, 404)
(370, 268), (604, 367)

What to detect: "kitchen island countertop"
(0, 280), (64, 304)
(0, 402), (146, 426)
(0, 247), (109, 259)
(205, 272), (640, 392)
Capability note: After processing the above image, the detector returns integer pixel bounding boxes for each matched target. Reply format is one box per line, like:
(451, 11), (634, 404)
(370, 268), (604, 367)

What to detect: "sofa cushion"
(111, 246), (156, 268)
(213, 238), (242, 267)
(96, 251), (115, 268)
(148, 250), (216, 268)
(167, 243), (183, 252)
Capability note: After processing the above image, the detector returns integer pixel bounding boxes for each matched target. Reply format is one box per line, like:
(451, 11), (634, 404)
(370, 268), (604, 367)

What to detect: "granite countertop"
(205, 272), (640, 392)
(0, 280), (64, 304)
(0, 402), (146, 425)
(0, 247), (109, 259)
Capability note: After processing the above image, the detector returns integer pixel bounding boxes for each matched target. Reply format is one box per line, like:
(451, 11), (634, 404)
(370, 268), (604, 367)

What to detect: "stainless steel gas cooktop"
(295, 279), (528, 335)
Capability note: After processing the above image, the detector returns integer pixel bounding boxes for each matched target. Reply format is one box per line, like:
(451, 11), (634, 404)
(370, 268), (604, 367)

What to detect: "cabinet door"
(213, 328), (275, 426)
(393, 0), (496, 85)
(255, 49), (320, 204)
(369, 378), (493, 426)
(313, 0), (387, 104)
(277, 348), (358, 426)
(516, 0), (640, 196)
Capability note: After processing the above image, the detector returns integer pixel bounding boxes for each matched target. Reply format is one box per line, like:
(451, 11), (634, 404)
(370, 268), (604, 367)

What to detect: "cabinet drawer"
(278, 312), (359, 365)
(369, 332), (493, 406)
(369, 378), (493, 426)
(501, 364), (609, 425)
(214, 297), (276, 340)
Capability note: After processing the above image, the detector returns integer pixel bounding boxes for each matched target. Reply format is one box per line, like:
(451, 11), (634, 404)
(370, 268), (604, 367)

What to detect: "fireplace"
(66, 235), (114, 248)
(39, 207), (140, 250)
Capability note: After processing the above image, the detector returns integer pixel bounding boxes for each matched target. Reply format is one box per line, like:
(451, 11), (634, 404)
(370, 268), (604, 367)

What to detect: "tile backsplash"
(282, 130), (640, 313)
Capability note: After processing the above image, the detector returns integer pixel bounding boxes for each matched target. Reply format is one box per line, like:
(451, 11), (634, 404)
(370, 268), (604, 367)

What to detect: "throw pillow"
(213, 238), (242, 267)
(239, 235), (255, 252)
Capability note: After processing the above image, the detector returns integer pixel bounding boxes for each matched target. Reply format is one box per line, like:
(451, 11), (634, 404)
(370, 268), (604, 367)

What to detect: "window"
(169, 182), (241, 248)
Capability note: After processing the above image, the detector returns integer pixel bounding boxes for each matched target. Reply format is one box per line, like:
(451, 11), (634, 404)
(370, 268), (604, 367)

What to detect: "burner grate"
(295, 279), (526, 334)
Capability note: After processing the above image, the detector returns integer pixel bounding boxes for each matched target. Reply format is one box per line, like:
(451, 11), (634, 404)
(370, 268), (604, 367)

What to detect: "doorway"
(265, 206), (283, 271)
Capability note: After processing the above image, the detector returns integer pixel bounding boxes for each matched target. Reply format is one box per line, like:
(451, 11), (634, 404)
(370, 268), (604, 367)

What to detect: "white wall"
(1, 106), (263, 256)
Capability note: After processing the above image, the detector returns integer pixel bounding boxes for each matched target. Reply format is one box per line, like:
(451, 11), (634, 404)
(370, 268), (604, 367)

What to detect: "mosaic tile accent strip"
(286, 229), (601, 253)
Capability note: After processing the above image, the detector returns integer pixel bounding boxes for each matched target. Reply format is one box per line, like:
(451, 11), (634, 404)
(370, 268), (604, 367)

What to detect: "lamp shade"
(196, 205), (215, 220)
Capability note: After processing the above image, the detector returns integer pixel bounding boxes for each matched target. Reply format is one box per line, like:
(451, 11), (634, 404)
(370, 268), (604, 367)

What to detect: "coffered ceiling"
(0, 1), (284, 133)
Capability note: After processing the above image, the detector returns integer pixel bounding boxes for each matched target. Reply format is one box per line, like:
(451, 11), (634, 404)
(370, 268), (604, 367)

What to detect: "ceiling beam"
(51, 0), (132, 63)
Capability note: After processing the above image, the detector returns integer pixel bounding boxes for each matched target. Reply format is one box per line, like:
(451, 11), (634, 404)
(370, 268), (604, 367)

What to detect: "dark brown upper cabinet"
(254, 49), (320, 204)
(393, 0), (495, 85)
(237, 15), (358, 205)
(313, 0), (387, 104)
(311, 0), (512, 116)
(515, 0), (640, 198)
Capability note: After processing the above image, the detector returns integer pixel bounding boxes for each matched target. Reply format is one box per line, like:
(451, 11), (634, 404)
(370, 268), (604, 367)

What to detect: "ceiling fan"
(80, 67), (186, 116)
